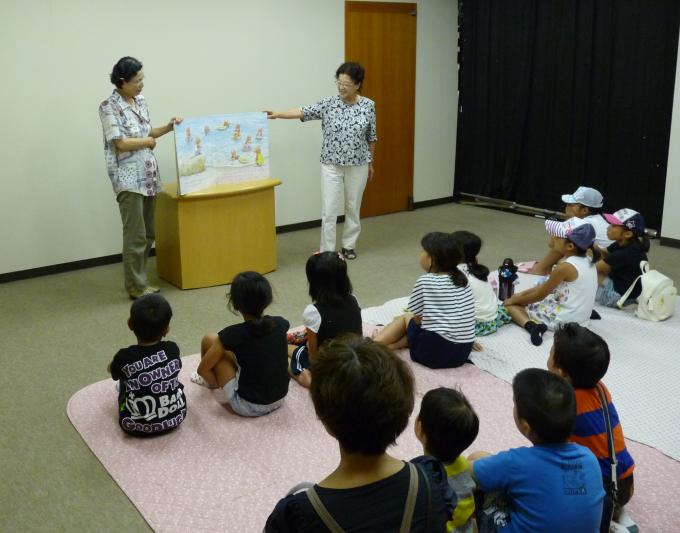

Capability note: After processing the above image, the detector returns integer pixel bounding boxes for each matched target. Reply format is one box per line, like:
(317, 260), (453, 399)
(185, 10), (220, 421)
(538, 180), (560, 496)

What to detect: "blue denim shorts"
(596, 277), (624, 308)
(406, 319), (473, 369)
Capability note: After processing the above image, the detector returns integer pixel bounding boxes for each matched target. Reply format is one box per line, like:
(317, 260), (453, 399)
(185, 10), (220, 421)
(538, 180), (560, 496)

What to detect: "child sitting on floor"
(595, 209), (649, 308)
(194, 271), (290, 417)
(265, 335), (456, 532)
(375, 232), (475, 368)
(505, 218), (600, 346)
(530, 186), (612, 275)
(548, 323), (636, 533)
(468, 368), (604, 532)
(109, 294), (187, 437)
(453, 230), (511, 336)
(288, 251), (362, 388)
(414, 387), (480, 533)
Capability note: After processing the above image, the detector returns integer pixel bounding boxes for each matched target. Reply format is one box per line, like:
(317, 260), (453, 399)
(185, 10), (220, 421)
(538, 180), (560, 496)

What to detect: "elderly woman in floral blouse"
(99, 57), (182, 299)
(267, 62), (377, 260)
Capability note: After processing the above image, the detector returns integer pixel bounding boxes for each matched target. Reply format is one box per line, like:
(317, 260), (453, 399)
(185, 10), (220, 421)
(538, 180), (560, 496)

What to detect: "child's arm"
(595, 258), (612, 277)
(505, 262), (576, 306)
(466, 451), (492, 482)
(306, 329), (319, 362)
(197, 339), (226, 387)
(109, 351), (123, 380)
(595, 245), (610, 259)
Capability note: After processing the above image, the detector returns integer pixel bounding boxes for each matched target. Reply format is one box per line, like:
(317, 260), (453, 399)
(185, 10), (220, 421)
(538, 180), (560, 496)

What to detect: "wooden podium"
(155, 178), (281, 289)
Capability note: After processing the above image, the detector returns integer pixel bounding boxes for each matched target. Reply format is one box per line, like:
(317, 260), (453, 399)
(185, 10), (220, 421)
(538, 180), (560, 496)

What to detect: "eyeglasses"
(335, 80), (357, 88)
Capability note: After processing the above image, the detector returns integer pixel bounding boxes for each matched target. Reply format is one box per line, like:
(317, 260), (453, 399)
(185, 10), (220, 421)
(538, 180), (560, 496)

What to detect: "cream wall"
(0, 0), (458, 274)
(662, 29), (680, 241)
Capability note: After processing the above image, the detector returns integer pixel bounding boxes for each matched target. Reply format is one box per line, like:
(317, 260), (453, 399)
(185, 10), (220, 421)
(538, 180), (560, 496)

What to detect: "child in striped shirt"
(375, 232), (475, 368)
(414, 387), (480, 533)
(548, 323), (636, 533)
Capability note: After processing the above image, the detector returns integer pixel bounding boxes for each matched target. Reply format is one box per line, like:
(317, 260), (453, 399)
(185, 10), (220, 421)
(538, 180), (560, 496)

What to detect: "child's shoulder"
(268, 315), (291, 329)
(117, 340), (179, 357)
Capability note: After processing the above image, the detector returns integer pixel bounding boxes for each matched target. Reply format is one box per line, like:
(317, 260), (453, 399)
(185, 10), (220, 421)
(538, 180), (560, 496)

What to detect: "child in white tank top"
(504, 218), (600, 346)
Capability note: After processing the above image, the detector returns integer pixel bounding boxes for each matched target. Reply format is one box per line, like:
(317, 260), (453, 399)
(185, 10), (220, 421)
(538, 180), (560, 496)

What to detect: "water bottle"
(498, 258), (518, 301)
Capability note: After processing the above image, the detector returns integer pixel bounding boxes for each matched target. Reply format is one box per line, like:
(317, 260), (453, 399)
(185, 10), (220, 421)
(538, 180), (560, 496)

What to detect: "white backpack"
(617, 261), (677, 321)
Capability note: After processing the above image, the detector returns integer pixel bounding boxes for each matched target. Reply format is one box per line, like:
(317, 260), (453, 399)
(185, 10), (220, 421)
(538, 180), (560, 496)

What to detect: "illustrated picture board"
(174, 112), (270, 195)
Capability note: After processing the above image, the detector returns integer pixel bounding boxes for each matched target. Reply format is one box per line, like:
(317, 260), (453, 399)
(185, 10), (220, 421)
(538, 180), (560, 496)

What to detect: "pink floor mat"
(68, 350), (680, 532)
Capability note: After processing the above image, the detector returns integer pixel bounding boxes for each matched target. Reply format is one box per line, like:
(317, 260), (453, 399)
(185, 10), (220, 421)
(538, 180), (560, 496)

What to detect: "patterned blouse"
(99, 90), (160, 196)
(300, 95), (377, 165)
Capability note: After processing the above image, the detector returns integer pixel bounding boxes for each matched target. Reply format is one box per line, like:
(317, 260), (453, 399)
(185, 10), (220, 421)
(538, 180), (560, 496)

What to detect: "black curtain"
(454, 0), (680, 229)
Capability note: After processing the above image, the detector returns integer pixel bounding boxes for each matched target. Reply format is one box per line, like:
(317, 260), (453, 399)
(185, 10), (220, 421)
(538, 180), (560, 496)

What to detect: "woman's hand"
(147, 136), (156, 149)
(168, 116), (183, 127)
(264, 108), (302, 120)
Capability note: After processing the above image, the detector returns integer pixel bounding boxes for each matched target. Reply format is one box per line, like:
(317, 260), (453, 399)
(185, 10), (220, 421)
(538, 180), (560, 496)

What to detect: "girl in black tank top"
(288, 252), (362, 388)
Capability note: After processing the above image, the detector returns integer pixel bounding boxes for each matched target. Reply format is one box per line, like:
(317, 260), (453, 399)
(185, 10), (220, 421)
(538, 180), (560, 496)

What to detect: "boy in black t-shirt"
(265, 336), (455, 532)
(109, 294), (186, 437)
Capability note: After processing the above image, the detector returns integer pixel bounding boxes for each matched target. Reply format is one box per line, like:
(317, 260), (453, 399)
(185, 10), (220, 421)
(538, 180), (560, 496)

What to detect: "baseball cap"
(545, 217), (596, 250)
(561, 186), (604, 208)
(603, 208), (645, 236)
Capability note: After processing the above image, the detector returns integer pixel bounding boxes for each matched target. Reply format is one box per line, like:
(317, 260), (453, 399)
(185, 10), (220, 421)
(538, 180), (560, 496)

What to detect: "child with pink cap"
(595, 209), (649, 307)
(505, 217), (601, 345)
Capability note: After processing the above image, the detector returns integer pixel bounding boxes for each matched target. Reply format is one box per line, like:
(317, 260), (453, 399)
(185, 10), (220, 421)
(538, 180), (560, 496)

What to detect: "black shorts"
(290, 345), (310, 376)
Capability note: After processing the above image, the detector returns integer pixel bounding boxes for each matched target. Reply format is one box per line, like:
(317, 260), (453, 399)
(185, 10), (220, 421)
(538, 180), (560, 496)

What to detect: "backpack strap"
(596, 384), (618, 506)
(399, 463), (420, 533)
(306, 487), (344, 533)
(615, 261), (648, 309)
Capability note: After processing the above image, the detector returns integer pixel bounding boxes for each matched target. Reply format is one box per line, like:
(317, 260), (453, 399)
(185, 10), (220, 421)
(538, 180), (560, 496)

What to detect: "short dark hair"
(130, 294), (172, 343)
(110, 56), (143, 88)
(512, 368), (576, 444)
(311, 335), (414, 455)
(336, 62), (365, 88)
(227, 271), (274, 336)
(418, 387), (479, 463)
(421, 232), (467, 287)
(306, 252), (353, 305)
(552, 323), (610, 388)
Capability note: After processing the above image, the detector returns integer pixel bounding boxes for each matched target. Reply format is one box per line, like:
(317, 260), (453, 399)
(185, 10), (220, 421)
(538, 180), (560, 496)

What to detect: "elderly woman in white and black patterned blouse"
(266, 62), (377, 259)
(99, 57), (182, 299)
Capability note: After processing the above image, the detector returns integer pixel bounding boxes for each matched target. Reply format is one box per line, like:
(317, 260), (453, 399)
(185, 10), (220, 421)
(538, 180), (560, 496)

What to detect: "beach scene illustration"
(174, 112), (270, 195)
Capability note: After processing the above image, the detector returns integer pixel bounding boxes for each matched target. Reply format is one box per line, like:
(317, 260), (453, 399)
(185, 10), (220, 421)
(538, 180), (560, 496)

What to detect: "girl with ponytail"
(452, 231), (512, 337)
(193, 271), (290, 417)
(375, 232), (476, 368)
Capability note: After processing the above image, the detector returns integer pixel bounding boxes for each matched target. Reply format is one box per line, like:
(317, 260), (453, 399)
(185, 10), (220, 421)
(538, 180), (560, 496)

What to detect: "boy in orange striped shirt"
(548, 323), (637, 533)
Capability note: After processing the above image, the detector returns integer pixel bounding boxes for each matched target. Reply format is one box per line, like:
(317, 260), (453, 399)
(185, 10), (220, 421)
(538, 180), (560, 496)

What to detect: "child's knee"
(201, 333), (219, 353)
(296, 369), (312, 389)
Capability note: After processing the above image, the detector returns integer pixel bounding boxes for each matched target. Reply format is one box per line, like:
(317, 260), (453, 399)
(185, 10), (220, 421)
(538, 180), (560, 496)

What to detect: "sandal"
(341, 248), (357, 260)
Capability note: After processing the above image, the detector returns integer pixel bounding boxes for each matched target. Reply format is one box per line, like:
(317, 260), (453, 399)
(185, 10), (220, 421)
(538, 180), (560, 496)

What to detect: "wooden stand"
(155, 178), (281, 289)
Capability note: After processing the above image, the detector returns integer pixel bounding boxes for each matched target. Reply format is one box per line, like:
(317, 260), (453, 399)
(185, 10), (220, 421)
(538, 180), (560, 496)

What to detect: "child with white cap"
(595, 208), (650, 307)
(505, 218), (601, 345)
(530, 186), (612, 275)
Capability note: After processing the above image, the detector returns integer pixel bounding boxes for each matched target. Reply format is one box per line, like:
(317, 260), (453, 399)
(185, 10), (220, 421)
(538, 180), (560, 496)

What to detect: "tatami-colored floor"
(2, 203), (678, 531)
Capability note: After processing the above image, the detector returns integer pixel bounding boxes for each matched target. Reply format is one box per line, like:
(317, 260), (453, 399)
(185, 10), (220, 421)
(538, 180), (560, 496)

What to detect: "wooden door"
(345, 1), (417, 217)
